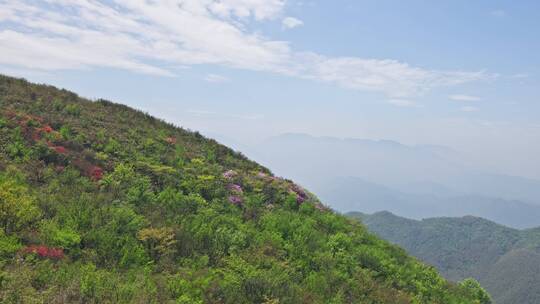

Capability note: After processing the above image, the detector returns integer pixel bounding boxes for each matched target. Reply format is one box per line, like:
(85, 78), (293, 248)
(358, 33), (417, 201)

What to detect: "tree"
(137, 227), (176, 260)
(459, 278), (492, 304)
(40, 220), (81, 250)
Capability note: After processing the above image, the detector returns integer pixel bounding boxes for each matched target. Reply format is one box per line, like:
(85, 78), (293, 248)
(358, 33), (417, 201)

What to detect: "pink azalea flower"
(291, 184), (308, 203)
(223, 170), (237, 179)
(228, 184), (243, 193)
(228, 195), (243, 205)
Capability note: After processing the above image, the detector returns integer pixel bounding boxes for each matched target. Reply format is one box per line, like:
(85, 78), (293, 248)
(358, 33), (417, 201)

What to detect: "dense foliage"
(0, 75), (487, 303)
(350, 211), (540, 304)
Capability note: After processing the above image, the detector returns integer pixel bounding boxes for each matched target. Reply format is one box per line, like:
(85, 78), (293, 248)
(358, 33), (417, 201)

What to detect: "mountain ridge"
(349, 211), (540, 304)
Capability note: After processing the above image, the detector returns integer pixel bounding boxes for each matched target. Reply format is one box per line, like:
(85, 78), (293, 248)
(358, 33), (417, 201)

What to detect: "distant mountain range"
(217, 133), (540, 228)
(317, 176), (540, 229)
(349, 211), (540, 304)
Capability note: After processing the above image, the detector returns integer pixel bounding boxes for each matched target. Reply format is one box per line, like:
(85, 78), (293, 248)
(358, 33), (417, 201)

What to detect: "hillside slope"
(350, 211), (540, 304)
(0, 75), (489, 304)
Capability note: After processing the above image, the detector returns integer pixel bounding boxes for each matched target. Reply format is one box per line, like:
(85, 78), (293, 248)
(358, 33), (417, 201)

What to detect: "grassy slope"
(0, 75), (488, 304)
(350, 211), (540, 304)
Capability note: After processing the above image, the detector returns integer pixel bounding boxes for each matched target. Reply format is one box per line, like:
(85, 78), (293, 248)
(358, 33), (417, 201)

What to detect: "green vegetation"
(350, 211), (540, 304)
(0, 74), (487, 303)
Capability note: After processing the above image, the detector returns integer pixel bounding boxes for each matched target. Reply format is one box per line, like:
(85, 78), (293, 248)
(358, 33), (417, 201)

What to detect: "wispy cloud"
(282, 17), (304, 29)
(461, 106), (479, 112)
(0, 1), (494, 97)
(204, 74), (230, 83)
(449, 94), (482, 102)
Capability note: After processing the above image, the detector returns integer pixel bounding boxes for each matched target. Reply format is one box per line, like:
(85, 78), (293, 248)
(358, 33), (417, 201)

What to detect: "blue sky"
(0, 0), (539, 178)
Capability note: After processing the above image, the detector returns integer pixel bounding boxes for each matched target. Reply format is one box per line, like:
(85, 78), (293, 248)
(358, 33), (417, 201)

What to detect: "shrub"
(0, 174), (40, 234)
(52, 99), (64, 111)
(0, 229), (21, 258)
(40, 220), (81, 249)
(104, 138), (121, 156)
(59, 125), (71, 140)
(64, 104), (81, 116)
(137, 227), (176, 260)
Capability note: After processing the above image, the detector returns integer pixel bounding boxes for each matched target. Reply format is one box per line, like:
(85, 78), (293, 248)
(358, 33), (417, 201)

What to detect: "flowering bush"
(22, 245), (64, 260)
(291, 184), (308, 204)
(90, 166), (104, 181)
(228, 195), (243, 206)
(166, 137), (177, 144)
(53, 146), (67, 154)
(228, 184), (243, 193)
(223, 170), (237, 179)
(42, 125), (53, 133)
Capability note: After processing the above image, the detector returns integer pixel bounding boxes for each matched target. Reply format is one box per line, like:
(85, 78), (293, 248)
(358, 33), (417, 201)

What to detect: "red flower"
(47, 248), (64, 259)
(42, 125), (53, 133)
(54, 146), (67, 154)
(22, 245), (64, 260)
(37, 245), (48, 257)
(90, 166), (104, 181)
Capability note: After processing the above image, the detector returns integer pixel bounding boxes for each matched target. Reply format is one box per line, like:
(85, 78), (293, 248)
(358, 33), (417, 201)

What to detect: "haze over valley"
(214, 132), (540, 229)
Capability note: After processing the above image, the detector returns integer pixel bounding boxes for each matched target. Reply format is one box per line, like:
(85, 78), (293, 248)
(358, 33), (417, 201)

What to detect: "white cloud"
(461, 106), (479, 112)
(449, 94), (482, 102)
(204, 74), (230, 83)
(387, 99), (419, 107)
(282, 17), (304, 29)
(301, 56), (492, 97)
(208, 0), (285, 20)
(0, 1), (494, 98)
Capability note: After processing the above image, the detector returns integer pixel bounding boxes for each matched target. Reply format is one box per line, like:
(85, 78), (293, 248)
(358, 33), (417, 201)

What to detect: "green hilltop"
(350, 211), (540, 304)
(0, 75), (489, 304)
